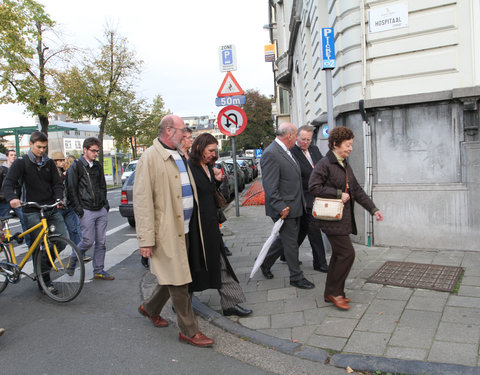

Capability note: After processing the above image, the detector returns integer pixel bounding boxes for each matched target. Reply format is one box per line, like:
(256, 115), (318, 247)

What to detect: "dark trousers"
(262, 217), (304, 282)
(298, 208), (327, 268)
(324, 235), (355, 298)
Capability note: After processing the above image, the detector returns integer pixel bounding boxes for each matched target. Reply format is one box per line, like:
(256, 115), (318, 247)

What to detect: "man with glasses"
(67, 137), (112, 280)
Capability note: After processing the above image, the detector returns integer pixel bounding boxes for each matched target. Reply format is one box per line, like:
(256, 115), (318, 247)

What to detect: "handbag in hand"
(312, 169), (348, 221)
(214, 188), (228, 209)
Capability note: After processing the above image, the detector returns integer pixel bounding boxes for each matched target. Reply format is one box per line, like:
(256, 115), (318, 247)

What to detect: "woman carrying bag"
(309, 126), (384, 310)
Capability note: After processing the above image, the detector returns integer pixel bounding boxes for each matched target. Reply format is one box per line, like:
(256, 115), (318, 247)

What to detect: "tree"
(58, 26), (142, 165)
(235, 89), (275, 151)
(0, 0), (70, 133)
(138, 95), (170, 150)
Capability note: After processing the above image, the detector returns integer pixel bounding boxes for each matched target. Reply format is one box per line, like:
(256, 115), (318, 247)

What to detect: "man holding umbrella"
(259, 123), (315, 289)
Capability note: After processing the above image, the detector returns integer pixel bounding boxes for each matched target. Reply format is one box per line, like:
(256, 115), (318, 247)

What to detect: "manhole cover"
(367, 261), (464, 292)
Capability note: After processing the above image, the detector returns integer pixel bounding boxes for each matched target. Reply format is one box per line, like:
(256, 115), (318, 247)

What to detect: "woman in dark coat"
(309, 126), (384, 310)
(187, 133), (252, 317)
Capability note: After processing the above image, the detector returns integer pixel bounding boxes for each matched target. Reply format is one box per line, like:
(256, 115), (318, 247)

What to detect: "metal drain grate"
(367, 261), (464, 292)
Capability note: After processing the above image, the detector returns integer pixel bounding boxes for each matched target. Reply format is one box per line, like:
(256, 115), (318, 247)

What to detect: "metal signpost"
(217, 105), (248, 216)
(321, 27), (336, 130)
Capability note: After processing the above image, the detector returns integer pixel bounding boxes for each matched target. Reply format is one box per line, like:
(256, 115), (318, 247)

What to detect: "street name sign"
(217, 105), (247, 136)
(215, 95), (246, 107)
(218, 44), (237, 72)
(217, 71), (244, 97)
(321, 28), (336, 69)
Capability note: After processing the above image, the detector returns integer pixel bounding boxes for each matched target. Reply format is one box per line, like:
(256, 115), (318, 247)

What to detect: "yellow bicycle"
(0, 201), (85, 302)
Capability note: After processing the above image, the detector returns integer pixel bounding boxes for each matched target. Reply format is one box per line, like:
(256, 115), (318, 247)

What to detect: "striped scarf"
(168, 149), (194, 234)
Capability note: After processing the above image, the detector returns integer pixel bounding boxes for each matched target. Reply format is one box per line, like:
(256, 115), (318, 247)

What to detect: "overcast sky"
(0, 0), (274, 127)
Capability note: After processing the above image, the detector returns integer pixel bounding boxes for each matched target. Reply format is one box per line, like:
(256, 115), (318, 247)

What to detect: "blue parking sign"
(219, 44), (237, 72)
(321, 28), (336, 69)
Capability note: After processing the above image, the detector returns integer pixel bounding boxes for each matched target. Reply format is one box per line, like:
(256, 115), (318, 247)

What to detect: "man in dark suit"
(260, 123), (315, 289)
(289, 125), (329, 272)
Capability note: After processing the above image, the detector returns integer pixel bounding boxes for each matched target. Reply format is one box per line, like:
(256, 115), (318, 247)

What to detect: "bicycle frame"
(2, 216), (60, 272)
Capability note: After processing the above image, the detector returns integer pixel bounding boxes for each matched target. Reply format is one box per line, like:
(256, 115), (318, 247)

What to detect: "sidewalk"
(142, 190), (480, 375)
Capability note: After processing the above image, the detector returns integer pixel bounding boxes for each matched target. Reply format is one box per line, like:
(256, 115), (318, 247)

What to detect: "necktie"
(304, 150), (314, 167)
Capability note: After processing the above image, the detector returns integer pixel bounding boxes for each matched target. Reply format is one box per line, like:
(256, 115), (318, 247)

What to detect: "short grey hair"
(298, 125), (314, 133)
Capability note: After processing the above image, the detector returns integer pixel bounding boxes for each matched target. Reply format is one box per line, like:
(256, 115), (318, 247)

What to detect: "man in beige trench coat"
(134, 115), (214, 347)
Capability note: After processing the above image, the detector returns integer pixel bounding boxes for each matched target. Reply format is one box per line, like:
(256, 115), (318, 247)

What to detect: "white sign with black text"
(369, 3), (408, 33)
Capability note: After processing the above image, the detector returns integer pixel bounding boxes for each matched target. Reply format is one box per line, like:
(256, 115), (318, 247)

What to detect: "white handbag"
(312, 198), (344, 221)
(312, 169), (348, 221)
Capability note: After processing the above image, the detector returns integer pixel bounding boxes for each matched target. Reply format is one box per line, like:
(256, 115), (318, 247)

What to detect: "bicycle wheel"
(0, 243), (10, 293)
(34, 236), (85, 302)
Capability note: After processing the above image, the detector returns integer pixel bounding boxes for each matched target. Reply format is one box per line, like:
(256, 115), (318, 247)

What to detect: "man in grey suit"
(260, 123), (315, 289)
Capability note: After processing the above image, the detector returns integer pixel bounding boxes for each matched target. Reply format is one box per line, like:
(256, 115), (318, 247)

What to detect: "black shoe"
(223, 304), (253, 317)
(141, 256), (149, 269)
(224, 247), (232, 256)
(313, 264), (329, 273)
(260, 266), (273, 279)
(290, 278), (315, 289)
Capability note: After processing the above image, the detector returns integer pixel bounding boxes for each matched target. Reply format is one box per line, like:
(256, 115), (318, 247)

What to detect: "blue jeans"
(77, 208), (108, 274)
(60, 207), (82, 245)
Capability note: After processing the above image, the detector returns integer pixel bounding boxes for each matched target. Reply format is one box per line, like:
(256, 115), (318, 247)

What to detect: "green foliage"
(235, 89), (275, 150)
(0, 0), (68, 133)
(57, 26), (143, 165)
(0, 143), (7, 155)
(138, 95), (170, 147)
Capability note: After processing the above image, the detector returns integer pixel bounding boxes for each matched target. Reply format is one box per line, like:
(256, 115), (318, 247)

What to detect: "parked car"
(121, 160), (138, 184)
(223, 159), (245, 192)
(236, 159), (253, 182)
(119, 171), (135, 227)
(215, 161), (234, 201)
(238, 157), (258, 179)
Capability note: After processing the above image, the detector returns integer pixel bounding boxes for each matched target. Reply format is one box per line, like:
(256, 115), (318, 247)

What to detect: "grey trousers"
(77, 208), (108, 274)
(142, 283), (199, 337)
(218, 255), (246, 310)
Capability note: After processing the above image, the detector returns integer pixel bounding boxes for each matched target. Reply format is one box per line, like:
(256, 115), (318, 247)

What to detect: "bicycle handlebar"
(20, 200), (63, 210)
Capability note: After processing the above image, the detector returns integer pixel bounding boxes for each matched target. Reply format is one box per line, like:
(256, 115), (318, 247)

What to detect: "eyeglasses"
(88, 148), (100, 153)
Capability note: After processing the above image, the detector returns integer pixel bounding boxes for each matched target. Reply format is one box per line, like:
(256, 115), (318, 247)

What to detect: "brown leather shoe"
(326, 295), (350, 310)
(325, 296), (350, 303)
(138, 305), (168, 327)
(179, 331), (214, 347)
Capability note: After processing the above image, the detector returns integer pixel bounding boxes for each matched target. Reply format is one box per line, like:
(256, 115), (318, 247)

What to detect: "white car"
(121, 160), (138, 184)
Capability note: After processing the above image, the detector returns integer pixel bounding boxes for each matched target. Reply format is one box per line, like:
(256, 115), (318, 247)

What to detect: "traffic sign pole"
(322, 27), (336, 130)
(232, 136), (240, 217)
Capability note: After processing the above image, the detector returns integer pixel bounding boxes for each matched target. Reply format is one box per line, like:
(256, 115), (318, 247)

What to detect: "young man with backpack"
(67, 137), (113, 280)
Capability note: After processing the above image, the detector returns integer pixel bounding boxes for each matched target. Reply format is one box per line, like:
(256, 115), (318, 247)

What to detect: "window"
(65, 140), (72, 149)
(75, 140), (81, 148)
(279, 88), (290, 114)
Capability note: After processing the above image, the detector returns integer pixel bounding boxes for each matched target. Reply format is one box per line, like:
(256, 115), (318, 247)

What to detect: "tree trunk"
(98, 116), (107, 167)
(39, 114), (49, 134)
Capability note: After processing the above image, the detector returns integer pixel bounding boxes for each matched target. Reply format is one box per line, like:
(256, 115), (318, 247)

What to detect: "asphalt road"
(0, 189), (347, 375)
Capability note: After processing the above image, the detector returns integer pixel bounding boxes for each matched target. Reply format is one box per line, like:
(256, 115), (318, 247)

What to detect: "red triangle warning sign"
(217, 71), (244, 97)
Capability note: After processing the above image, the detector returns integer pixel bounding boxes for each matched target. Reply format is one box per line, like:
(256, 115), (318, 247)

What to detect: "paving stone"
(271, 311), (305, 329)
(258, 328), (292, 340)
(344, 289), (377, 304)
(385, 346), (427, 361)
(442, 306), (480, 325)
(247, 300), (284, 316)
(428, 341), (478, 366)
(462, 276), (480, 286)
(356, 313), (399, 333)
(239, 315), (270, 330)
(307, 334), (347, 352)
(304, 307), (330, 325)
(365, 299), (406, 318)
(255, 278), (286, 291)
(411, 288), (450, 300)
(389, 326), (435, 348)
(325, 303), (368, 319)
(375, 285), (413, 300)
(435, 321), (480, 344)
(315, 317), (358, 338)
(361, 282), (383, 291)
(292, 325), (318, 343)
(243, 290), (268, 303)
(457, 285), (480, 298)
(343, 331), (390, 356)
(446, 295), (480, 308)
(406, 295), (446, 312)
(267, 287), (297, 301)
(284, 296), (318, 312)
(397, 310), (441, 330)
